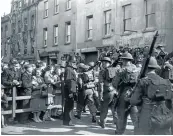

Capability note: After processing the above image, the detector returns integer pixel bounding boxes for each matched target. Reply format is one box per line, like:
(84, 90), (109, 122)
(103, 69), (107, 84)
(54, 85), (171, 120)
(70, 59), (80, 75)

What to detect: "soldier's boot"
(92, 116), (97, 123)
(97, 120), (105, 128)
(87, 99), (97, 123)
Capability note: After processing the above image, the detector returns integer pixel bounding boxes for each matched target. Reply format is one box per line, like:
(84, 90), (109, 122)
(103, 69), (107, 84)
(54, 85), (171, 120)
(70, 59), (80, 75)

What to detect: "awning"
(39, 51), (49, 57)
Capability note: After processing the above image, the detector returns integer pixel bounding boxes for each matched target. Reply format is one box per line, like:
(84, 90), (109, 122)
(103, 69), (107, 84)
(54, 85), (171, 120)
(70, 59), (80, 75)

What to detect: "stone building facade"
(37, 0), (77, 65)
(1, 0), (173, 63)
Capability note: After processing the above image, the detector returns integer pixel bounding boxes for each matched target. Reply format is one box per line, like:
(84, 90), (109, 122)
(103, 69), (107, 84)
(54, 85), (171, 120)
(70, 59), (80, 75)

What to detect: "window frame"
(31, 15), (35, 29)
(123, 4), (132, 32)
(65, 22), (71, 44)
(104, 10), (111, 36)
(86, 15), (93, 40)
(66, 0), (71, 10)
(43, 28), (48, 47)
(44, 1), (48, 18)
(54, 25), (59, 45)
(54, 0), (59, 14)
(18, 20), (21, 33)
(4, 42), (7, 57)
(145, 0), (156, 28)
(5, 25), (8, 37)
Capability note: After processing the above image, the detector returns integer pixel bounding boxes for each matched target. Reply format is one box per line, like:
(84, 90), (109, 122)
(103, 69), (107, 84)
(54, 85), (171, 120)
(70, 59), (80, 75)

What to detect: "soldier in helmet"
(112, 52), (139, 134)
(97, 57), (118, 128)
(63, 55), (77, 126)
(130, 57), (173, 135)
(75, 63), (99, 123)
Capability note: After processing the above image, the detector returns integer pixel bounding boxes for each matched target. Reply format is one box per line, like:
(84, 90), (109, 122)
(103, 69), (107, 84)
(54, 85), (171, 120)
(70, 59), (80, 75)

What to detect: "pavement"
(1, 110), (134, 135)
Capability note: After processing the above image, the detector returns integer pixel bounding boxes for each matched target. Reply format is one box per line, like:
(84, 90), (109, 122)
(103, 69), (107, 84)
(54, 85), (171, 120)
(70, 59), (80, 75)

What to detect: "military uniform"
(63, 56), (77, 126)
(130, 57), (173, 135)
(98, 57), (118, 128)
(75, 64), (98, 122)
(112, 52), (139, 134)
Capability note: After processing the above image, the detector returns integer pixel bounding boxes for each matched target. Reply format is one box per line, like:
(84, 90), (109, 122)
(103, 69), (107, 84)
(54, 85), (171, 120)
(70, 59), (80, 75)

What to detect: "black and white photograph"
(1, 0), (173, 135)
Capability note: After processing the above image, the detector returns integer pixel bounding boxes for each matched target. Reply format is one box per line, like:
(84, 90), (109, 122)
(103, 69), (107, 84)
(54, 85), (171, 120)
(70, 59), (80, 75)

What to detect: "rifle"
(114, 31), (159, 109)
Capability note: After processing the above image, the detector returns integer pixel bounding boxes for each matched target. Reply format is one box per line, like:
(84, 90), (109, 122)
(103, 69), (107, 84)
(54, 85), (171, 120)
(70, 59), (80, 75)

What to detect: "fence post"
(12, 87), (16, 118)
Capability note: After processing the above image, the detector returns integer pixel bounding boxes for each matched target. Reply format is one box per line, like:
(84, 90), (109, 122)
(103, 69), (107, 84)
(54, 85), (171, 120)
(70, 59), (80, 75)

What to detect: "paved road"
(1, 110), (134, 135)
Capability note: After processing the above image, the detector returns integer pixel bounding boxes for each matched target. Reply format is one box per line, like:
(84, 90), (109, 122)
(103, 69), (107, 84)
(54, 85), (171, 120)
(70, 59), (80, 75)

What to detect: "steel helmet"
(148, 57), (161, 69)
(101, 57), (112, 63)
(120, 52), (133, 60)
(88, 62), (95, 67)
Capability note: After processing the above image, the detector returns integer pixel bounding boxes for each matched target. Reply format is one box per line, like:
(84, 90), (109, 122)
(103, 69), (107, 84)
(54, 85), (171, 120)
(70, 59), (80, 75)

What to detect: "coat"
(21, 71), (32, 95)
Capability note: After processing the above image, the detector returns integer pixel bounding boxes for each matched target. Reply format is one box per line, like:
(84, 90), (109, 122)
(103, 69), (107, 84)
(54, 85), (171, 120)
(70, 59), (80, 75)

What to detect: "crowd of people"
(1, 44), (173, 135)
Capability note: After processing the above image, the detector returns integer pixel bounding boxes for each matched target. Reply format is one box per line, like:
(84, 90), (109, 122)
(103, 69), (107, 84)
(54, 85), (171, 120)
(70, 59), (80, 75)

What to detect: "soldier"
(75, 63), (98, 123)
(112, 52), (139, 134)
(97, 57), (118, 128)
(20, 64), (33, 124)
(63, 55), (77, 126)
(130, 57), (173, 135)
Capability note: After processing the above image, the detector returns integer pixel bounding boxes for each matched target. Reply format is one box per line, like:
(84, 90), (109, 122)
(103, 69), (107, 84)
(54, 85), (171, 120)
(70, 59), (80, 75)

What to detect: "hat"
(60, 61), (66, 68)
(88, 62), (95, 67)
(24, 64), (33, 69)
(120, 52), (133, 60)
(156, 44), (165, 49)
(148, 57), (161, 69)
(10, 58), (18, 65)
(101, 57), (112, 63)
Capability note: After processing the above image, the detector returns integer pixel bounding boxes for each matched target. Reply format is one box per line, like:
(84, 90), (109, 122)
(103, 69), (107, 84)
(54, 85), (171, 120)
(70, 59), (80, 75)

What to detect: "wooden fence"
(1, 87), (62, 118)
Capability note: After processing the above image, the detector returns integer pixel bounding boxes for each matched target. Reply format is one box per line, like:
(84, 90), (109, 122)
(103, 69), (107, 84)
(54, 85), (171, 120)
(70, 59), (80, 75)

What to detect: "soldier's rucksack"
(82, 71), (94, 83)
(147, 76), (172, 100)
(105, 67), (117, 81)
(146, 76), (173, 130)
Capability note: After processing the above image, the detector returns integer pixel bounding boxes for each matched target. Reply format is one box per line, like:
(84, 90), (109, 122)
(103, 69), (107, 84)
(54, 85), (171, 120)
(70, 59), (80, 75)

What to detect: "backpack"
(82, 71), (94, 83)
(105, 67), (117, 81)
(146, 76), (173, 130)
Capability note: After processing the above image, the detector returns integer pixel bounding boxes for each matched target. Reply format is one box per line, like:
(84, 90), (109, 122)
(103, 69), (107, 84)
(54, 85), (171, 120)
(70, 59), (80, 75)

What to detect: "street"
(1, 110), (134, 135)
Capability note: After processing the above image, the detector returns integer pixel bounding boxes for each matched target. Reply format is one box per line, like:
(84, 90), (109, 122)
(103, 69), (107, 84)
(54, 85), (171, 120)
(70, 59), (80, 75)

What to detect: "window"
(86, 0), (93, 3)
(54, 25), (58, 45)
(145, 0), (156, 28)
(87, 15), (93, 39)
(123, 4), (131, 32)
(65, 22), (71, 43)
(24, 18), (27, 31)
(54, 0), (59, 14)
(44, 1), (48, 17)
(1, 27), (3, 36)
(104, 10), (111, 36)
(12, 23), (16, 34)
(24, 47), (27, 54)
(43, 28), (48, 47)
(4, 43), (7, 56)
(19, 1), (22, 8)
(66, 0), (71, 10)
(31, 15), (35, 29)
(18, 20), (21, 33)
(5, 25), (8, 37)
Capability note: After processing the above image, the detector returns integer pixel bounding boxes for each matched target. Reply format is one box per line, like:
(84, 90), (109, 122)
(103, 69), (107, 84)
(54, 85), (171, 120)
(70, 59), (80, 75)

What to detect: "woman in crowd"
(31, 68), (47, 122)
(51, 66), (62, 117)
(44, 65), (57, 121)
